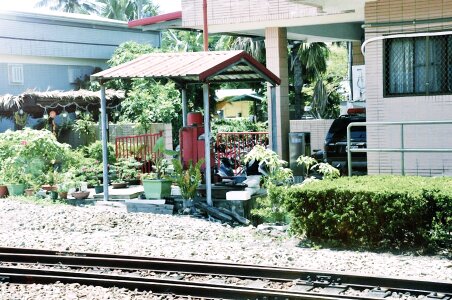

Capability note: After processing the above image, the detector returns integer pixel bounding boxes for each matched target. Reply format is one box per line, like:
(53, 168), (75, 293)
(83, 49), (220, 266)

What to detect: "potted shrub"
(1, 159), (27, 196)
(142, 137), (178, 199)
(42, 170), (58, 192)
(71, 180), (90, 200)
(110, 158), (141, 189)
(171, 159), (203, 209)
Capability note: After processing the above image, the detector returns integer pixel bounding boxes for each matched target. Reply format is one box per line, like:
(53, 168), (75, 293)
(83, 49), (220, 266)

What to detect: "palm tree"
(35, 0), (100, 14)
(215, 35), (266, 63)
(98, 0), (159, 21)
(292, 42), (329, 119)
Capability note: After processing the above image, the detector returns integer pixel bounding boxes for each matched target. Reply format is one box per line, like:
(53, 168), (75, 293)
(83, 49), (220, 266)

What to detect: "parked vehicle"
(323, 109), (367, 175)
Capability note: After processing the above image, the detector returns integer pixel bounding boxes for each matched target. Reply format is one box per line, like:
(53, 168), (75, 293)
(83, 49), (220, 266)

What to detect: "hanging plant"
(73, 112), (96, 138)
(14, 111), (28, 127)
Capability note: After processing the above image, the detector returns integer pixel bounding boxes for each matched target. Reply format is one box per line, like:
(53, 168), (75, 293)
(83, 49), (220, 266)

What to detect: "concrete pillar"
(265, 27), (290, 161)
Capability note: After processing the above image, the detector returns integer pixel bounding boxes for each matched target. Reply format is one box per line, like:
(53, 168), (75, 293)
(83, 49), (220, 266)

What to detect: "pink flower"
(20, 140), (27, 145)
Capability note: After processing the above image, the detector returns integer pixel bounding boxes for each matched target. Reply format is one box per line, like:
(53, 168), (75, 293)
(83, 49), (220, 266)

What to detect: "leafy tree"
(162, 30), (204, 52)
(120, 80), (181, 133)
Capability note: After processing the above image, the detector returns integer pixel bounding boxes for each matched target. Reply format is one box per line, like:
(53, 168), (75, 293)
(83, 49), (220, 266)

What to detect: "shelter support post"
(203, 83), (212, 206)
(265, 27), (290, 161)
(182, 88), (187, 127)
(270, 86), (277, 152)
(100, 84), (109, 201)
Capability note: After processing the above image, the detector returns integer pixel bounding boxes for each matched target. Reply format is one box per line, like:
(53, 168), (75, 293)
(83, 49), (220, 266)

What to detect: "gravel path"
(0, 198), (450, 299)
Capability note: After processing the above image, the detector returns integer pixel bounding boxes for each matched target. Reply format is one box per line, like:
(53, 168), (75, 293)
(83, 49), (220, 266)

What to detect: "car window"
(326, 118), (366, 142)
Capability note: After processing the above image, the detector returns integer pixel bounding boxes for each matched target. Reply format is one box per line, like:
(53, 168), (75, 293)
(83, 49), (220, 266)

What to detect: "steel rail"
(0, 266), (369, 300)
(0, 247), (451, 296)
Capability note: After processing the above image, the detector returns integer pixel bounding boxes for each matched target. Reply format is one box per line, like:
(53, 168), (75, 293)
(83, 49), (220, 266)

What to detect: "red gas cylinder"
(187, 112), (203, 126)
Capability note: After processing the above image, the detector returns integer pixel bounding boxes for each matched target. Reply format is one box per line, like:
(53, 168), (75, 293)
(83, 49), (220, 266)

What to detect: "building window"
(8, 64), (24, 85)
(384, 34), (452, 96)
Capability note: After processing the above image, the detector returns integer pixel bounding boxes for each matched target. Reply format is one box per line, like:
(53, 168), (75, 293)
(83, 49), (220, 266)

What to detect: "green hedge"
(280, 176), (451, 250)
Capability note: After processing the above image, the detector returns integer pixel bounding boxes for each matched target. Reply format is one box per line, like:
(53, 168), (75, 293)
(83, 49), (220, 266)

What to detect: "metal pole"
(347, 124), (352, 176)
(270, 86), (277, 153)
(182, 88), (187, 127)
(401, 124), (405, 175)
(203, 83), (212, 206)
(100, 85), (109, 201)
(348, 41), (353, 101)
(203, 0), (208, 51)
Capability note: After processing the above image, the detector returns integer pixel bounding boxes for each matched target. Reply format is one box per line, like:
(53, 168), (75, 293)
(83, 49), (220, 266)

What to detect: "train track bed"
(0, 248), (450, 299)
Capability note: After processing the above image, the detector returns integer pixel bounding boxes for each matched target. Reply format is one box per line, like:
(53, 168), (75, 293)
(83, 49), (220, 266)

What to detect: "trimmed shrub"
(281, 176), (451, 250)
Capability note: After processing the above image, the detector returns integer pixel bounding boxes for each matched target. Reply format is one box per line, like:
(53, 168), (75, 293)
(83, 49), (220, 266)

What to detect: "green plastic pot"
(6, 183), (26, 196)
(142, 179), (171, 199)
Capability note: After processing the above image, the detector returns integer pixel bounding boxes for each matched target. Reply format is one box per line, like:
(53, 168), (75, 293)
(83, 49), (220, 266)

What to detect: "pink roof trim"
(128, 11), (182, 28)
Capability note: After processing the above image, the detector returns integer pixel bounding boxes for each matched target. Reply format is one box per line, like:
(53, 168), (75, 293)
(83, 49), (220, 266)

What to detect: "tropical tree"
(98, 0), (159, 21)
(162, 30), (204, 52)
(35, 0), (100, 14)
(291, 42), (330, 119)
(215, 35), (266, 63)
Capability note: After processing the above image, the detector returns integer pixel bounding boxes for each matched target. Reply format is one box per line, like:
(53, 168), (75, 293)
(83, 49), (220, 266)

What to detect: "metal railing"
(115, 131), (163, 173)
(347, 120), (452, 176)
(216, 131), (269, 175)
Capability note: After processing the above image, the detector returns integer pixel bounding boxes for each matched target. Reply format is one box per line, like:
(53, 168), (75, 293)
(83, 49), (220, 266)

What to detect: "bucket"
(187, 112), (203, 126)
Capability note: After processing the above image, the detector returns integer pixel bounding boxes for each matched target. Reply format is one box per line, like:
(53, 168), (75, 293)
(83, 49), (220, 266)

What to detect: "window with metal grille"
(384, 34), (452, 96)
(8, 64), (24, 85)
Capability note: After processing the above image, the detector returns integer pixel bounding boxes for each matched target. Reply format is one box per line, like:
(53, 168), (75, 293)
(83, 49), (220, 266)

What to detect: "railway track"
(0, 247), (450, 299)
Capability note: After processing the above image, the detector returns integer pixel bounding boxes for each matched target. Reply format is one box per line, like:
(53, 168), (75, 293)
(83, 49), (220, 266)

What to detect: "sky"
(0, 0), (181, 14)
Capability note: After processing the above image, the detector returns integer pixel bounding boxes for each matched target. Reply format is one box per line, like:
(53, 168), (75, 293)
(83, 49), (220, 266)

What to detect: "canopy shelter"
(91, 50), (280, 205)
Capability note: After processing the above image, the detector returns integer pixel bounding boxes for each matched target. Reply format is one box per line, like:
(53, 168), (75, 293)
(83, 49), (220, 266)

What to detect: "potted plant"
(0, 173), (9, 198)
(1, 158), (27, 196)
(243, 145), (293, 187)
(71, 180), (90, 200)
(171, 159), (203, 209)
(142, 137), (178, 199)
(42, 170), (58, 192)
(110, 158), (141, 189)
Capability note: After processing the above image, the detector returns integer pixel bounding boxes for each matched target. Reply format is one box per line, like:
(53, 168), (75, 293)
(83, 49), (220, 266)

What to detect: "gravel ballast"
(0, 198), (450, 299)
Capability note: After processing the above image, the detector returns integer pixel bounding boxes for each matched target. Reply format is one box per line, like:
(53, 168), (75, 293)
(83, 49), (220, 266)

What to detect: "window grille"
(384, 34), (452, 96)
(8, 64), (24, 85)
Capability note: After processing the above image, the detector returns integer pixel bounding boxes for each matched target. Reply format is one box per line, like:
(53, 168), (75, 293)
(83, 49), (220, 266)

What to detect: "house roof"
(91, 50), (281, 86)
(128, 11), (182, 28)
(0, 89), (124, 115)
(0, 9), (129, 29)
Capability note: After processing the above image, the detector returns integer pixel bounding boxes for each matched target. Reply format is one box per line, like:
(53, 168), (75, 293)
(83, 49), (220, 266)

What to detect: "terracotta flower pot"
(0, 184), (8, 198)
(71, 191), (90, 200)
(0, 185), (8, 198)
(25, 188), (35, 197)
(42, 184), (58, 192)
(59, 192), (68, 199)
(112, 182), (128, 189)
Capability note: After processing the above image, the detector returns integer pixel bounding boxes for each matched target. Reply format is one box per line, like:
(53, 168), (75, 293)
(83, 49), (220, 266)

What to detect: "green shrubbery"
(0, 129), (74, 185)
(280, 175), (451, 251)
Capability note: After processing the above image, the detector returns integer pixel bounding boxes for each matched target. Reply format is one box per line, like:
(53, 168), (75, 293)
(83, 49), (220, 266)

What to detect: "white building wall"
(365, 0), (452, 176)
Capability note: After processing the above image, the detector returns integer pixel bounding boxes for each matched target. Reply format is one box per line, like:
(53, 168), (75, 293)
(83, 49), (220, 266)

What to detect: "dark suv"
(323, 114), (367, 174)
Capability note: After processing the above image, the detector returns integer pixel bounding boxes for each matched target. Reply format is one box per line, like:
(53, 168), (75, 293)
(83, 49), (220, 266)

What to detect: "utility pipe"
(361, 30), (452, 55)
(203, 0), (208, 51)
